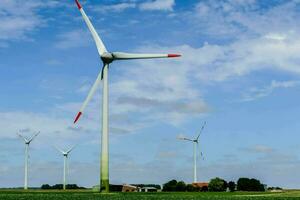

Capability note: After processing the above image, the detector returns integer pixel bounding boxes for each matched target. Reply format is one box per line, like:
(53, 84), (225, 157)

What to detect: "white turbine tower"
(73, 0), (181, 193)
(17, 131), (40, 190)
(54, 145), (76, 190)
(178, 122), (206, 183)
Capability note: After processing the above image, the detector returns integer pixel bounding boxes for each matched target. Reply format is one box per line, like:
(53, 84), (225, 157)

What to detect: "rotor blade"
(16, 133), (27, 143)
(112, 52), (181, 60)
(197, 143), (204, 161)
(196, 121), (206, 141)
(28, 131), (40, 142)
(177, 136), (194, 142)
(66, 144), (77, 154)
(75, 0), (107, 56)
(54, 145), (64, 154)
(184, 138), (194, 142)
(74, 67), (105, 123)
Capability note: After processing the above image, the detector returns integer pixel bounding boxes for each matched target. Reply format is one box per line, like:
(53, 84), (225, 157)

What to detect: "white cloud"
(93, 2), (136, 13)
(241, 145), (274, 153)
(70, 29), (300, 128)
(139, 0), (175, 11)
(0, 0), (62, 42)
(53, 26), (300, 133)
(264, 33), (287, 41)
(191, 0), (300, 39)
(107, 47), (208, 126)
(242, 80), (300, 102)
(0, 112), (62, 137)
(54, 1), (300, 130)
(157, 31), (300, 82)
(55, 29), (92, 49)
(45, 59), (63, 66)
(92, 0), (175, 13)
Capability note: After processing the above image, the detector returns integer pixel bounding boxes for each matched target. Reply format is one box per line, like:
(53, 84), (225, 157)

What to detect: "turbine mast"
(18, 131), (40, 190)
(193, 142), (197, 183)
(24, 143), (29, 190)
(101, 64), (109, 192)
(63, 155), (67, 190)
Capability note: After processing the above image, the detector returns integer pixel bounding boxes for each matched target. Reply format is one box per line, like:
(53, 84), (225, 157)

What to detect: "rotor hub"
(101, 52), (114, 64)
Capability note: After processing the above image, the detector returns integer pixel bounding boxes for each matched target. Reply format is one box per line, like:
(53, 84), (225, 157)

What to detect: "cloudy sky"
(1, 0), (300, 189)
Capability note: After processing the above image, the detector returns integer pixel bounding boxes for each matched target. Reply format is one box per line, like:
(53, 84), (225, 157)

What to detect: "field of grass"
(1, 190), (300, 200)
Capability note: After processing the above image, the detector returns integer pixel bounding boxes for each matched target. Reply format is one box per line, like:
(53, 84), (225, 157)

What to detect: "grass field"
(1, 190), (300, 200)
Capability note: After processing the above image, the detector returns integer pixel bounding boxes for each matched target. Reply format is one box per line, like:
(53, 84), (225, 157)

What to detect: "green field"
(1, 190), (300, 200)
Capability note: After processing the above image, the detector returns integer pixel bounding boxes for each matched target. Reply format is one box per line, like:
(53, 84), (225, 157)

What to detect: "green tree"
(41, 184), (51, 190)
(186, 184), (197, 192)
(201, 186), (208, 192)
(237, 178), (265, 191)
(228, 181), (236, 192)
(162, 180), (177, 191)
(52, 184), (63, 189)
(237, 178), (248, 191)
(208, 177), (227, 192)
(176, 181), (186, 191)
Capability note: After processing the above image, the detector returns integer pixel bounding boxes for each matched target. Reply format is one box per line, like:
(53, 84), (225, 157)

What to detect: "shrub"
(186, 184), (197, 192)
(162, 180), (178, 191)
(208, 177), (227, 192)
(201, 186), (208, 192)
(228, 181), (236, 192)
(40, 184), (84, 190)
(41, 184), (51, 190)
(237, 178), (265, 191)
(176, 181), (186, 191)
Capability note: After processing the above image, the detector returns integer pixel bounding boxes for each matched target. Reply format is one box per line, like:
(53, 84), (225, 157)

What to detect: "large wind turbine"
(73, 0), (181, 193)
(17, 131), (40, 190)
(54, 145), (76, 190)
(178, 122), (206, 183)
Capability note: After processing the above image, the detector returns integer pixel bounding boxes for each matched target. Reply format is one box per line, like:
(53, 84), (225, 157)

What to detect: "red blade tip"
(74, 112), (82, 124)
(75, 0), (82, 9)
(168, 54), (181, 58)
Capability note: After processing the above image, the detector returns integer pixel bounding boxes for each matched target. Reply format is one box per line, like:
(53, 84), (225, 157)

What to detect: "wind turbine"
(178, 122), (206, 183)
(73, 0), (181, 193)
(17, 131), (40, 190)
(54, 145), (77, 190)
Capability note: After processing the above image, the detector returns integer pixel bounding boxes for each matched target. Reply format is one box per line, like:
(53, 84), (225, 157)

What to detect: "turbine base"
(100, 179), (109, 193)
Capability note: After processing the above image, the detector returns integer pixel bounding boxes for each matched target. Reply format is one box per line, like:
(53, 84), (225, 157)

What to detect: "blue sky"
(1, 0), (300, 189)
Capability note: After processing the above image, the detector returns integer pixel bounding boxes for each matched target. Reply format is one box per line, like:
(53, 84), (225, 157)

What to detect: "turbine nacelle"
(54, 145), (77, 156)
(17, 131), (40, 145)
(101, 52), (114, 64)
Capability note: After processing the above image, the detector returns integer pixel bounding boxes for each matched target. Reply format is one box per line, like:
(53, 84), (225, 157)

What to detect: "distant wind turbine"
(17, 131), (40, 190)
(178, 122), (206, 183)
(73, 0), (181, 192)
(54, 145), (77, 190)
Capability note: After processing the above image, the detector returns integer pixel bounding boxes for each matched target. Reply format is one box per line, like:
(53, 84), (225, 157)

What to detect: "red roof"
(192, 182), (209, 188)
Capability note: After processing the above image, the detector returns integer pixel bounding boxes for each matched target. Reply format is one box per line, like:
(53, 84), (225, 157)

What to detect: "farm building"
(192, 182), (209, 191)
(122, 184), (160, 192)
(138, 186), (158, 192)
(122, 184), (138, 192)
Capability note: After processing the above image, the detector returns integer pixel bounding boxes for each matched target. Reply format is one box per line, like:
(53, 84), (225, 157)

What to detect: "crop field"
(1, 190), (300, 200)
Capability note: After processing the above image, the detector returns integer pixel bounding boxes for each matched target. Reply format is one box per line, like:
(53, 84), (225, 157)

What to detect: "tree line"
(41, 184), (85, 190)
(163, 177), (266, 192)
